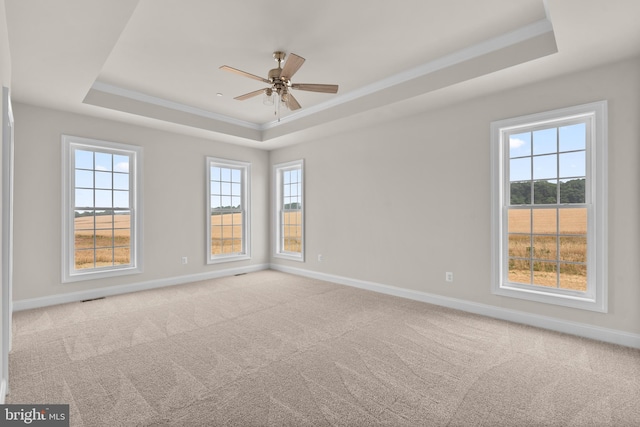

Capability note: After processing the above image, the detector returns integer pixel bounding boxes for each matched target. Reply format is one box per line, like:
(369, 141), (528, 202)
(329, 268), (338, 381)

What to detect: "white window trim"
(273, 159), (305, 262)
(206, 157), (251, 264)
(490, 101), (607, 312)
(61, 135), (143, 283)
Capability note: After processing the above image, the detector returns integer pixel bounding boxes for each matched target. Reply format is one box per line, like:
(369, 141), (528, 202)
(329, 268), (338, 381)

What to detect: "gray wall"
(270, 56), (640, 335)
(12, 104), (269, 300)
(0, 0), (10, 397)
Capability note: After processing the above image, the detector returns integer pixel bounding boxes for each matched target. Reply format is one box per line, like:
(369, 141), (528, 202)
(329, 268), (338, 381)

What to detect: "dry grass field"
(283, 211), (302, 253)
(508, 208), (587, 291)
(208, 212), (302, 255)
(210, 212), (243, 254)
(74, 214), (131, 269)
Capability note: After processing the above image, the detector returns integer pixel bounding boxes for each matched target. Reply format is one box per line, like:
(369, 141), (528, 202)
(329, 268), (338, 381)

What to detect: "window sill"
(492, 282), (607, 313)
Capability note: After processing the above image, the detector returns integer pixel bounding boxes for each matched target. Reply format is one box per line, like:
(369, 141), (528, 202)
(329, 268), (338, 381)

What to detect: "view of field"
(211, 212), (243, 255)
(508, 208), (587, 291)
(283, 211), (302, 253)
(74, 213), (131, 269)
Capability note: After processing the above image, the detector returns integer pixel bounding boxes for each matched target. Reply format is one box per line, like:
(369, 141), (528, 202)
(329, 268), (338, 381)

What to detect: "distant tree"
(510, 179), (585, 205)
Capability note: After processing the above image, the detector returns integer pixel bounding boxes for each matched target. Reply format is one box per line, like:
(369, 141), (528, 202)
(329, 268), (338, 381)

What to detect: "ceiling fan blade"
(285, 92), (302, 110)
(234, 88), (268, 100)
(280, 53), (305, 79)
(220, 65), (270, 84)
(291, 83), (339, 93)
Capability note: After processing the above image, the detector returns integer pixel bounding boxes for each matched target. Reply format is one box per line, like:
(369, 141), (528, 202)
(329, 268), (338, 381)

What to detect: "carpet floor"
(7, 270), (640, 426)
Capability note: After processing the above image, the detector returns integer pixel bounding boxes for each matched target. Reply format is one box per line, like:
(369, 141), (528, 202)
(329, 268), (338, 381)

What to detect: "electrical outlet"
(445, 272), (453, 282)
(181, 257), (188, 265)
(318, 254), (323, 262)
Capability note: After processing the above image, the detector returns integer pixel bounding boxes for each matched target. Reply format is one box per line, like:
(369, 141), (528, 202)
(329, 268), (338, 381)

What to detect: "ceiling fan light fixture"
(220, 51), (339, 114)
(263, 88), (274, 105)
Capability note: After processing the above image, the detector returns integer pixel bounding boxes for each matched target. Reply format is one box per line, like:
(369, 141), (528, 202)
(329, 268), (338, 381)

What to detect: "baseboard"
(13, 263), (270, 312)
(270, 264), (640, 349)
(0, 379), (6, 404)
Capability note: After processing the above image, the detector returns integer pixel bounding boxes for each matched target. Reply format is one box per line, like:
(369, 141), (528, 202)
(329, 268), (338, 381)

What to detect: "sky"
(509, 122), (586, 183)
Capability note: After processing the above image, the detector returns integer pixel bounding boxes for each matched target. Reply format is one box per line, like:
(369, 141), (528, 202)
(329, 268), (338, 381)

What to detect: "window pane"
(231, 197), (241, 209)
(508, 234), (530, 258)
(533, 180), (557, 204)
(221, 196), (231, 208)
(508, 259), (531, 284)
(533, 154), (557, 180)
(509, 132), (531, 157)
(75, 170), (93, 188)
(74, 230), (94, 249)
(559, 208), (587, 235)
(210, 167), (220, 181)
(95, 190), (112, 207)
(75, 189), (94, 207)
(221, 182), (231, 195)
(231, 169), (241, 182)
(114, 191), (129, 208)
(74, 211), (94, 230)
(113, 155), (129, 173)
(533, 261), (557, 287)
(114, 247), (130, 265)
(559, 151), (585, 178)
(75, 249), (94, 269)
(509, 157), (530, 182)
(95, 171), (112, 189)
(115, 231), (130, 249)
(95, 152), (112, 171)
(113, 173), (129, 190)
(221, 168), (231, 181)
(211, 181), (221, 196)
(559, 179), (585, 204)
(510, 182), (531, 205)
(533, 128), (557, 155)
(559, 236), (587, 263)
(75, 150), (94, 169)
(559, 123), (586, 152)
(211, 237), (222, 255)
(95, 248), (114, 266)
(533, 235), (557, 261)
(231, 183), (241, 196)
(559, 263), (587, 291)
(508, 209), (530, 233)
(533, 208), (557, 234)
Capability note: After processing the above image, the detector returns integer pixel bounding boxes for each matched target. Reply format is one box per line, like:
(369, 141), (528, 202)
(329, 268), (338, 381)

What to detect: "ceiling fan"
(220, 51), (339, 111)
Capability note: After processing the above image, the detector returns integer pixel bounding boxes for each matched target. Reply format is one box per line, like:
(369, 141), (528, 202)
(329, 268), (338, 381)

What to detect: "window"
(274, 160), (304, 261)
(491, 101), (607, 312)
(207, 157), (250, 263)
(62, 136), (142, 282)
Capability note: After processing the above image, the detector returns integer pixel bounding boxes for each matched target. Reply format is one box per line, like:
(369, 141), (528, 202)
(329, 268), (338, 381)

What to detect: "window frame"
(490, 101), (607, 312)
(62, 135), (143, 283)
(206, 157), (251, 264)
(273, 159), (305, 262)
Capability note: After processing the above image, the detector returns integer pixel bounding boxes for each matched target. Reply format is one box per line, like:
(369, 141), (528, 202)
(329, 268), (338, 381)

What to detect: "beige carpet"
(7, 270), (640, 426)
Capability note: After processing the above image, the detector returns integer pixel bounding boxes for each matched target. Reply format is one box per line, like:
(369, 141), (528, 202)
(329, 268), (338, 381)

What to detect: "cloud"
(115, 162), (129, 173)
(509, 138), (527, 150)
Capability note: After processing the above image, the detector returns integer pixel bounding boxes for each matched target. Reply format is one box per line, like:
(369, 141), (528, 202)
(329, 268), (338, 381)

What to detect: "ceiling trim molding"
(84, 17), (555, 143)
(89, 81), (262, 131)
(261, 18), (554, 130)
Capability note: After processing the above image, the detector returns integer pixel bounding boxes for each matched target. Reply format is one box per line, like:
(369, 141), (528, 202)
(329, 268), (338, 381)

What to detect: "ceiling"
(4, 0), (640, 150)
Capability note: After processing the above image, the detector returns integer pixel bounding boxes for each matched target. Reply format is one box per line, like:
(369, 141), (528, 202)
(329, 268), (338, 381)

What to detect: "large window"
(62, 136), (142, 282)
(491, 101), (607, 312)
(274, 160), (304, 261)
(207, 157), (250, 263)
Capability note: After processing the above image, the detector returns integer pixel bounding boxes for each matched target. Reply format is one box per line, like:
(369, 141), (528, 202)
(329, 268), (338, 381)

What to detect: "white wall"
(270, 56), (640, 335)
(12, 104), (269, 301)
(0, 0), (11, 399)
